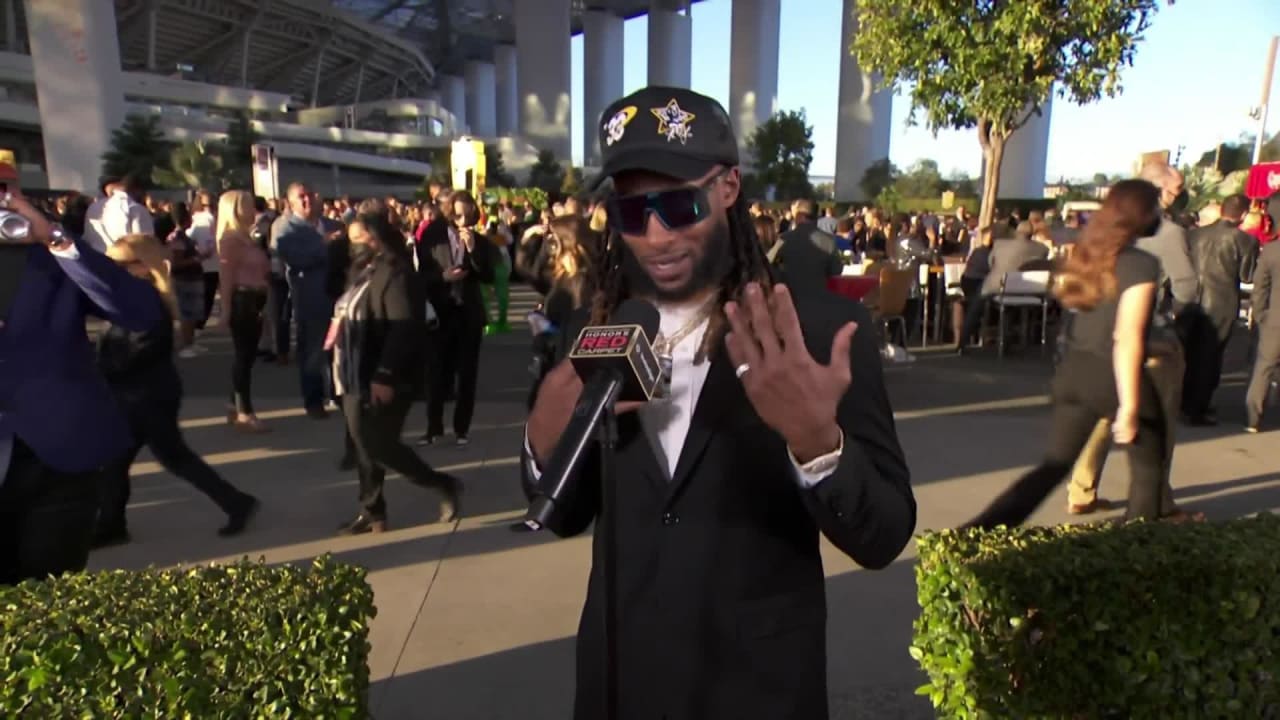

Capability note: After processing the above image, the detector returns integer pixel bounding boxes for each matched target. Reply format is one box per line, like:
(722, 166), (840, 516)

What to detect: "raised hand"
(724, 283), (857, 463)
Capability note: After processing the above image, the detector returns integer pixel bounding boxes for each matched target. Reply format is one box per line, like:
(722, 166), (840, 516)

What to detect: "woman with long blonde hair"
(966, 180), (1171, 528)
(216, 190), (271, 432)
(94, 234), (258, 546)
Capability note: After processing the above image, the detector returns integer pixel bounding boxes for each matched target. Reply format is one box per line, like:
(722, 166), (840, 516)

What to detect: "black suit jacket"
(353, 253), (426, 392)
(521, 292), (915, 720)
(1188, 220), (1257, 340)
(776, 222), (843, 289)
(419, 225), (495, 326)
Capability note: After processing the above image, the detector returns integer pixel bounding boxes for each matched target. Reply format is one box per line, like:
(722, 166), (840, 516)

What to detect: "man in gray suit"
(1066, 163), (1200, 515)
(773, 198), (843, 292)
(956, 222), (1049, 349)
(1245, 238), (1280, 431)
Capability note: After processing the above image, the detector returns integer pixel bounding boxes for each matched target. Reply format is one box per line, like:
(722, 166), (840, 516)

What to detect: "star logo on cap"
(651, 99), (696, 145)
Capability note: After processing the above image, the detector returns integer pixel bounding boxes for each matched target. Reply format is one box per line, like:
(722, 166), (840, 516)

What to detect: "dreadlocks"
(587, 199), (775, 364)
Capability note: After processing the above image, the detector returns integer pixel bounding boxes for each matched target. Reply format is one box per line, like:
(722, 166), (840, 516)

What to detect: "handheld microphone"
(525, 299), (662, 531)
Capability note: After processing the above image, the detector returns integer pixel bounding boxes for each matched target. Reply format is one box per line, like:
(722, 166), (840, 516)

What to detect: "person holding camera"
(0, 184), (163, 585)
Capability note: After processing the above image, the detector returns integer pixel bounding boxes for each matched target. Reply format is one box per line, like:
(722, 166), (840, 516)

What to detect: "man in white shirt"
(82, 176), (153, 253)
(188, 190), (218, 329)
(520, 86), (915, 720)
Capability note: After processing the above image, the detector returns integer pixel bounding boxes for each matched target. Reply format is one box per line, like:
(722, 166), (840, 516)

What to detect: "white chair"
(990, 270), (1051, 358)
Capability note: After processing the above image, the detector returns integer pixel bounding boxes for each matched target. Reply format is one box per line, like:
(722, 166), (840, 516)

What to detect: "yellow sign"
(941, 191), (955, 210)
(451, 139), (486, 198)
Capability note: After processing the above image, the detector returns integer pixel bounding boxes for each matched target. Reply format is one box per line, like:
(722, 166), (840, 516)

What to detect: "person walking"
(332, 211), (462, 534)
(94, 234), (259, 547)
(966, 180), (1171, 529)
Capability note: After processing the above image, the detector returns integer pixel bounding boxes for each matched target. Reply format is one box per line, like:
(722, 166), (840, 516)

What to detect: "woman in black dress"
(332, 211), (462, 535)
(966, 180), (1170, 528)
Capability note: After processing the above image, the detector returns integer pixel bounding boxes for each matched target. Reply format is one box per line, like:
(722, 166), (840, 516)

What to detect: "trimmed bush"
(913, 517), (1280, 718)
(0, 556), (376, 717)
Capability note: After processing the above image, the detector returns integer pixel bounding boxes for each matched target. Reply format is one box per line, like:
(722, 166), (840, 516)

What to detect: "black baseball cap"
(592, 86), (738, 190)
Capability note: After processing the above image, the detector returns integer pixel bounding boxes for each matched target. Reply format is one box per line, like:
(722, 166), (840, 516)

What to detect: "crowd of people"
(15, 154), (1280, 552)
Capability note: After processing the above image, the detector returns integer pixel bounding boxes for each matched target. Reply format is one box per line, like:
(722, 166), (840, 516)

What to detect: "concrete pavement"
(89, 292), (1280, 719)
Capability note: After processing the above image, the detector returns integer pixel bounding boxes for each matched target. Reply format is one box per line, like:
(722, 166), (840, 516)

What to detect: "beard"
(620, 218), (734, 303)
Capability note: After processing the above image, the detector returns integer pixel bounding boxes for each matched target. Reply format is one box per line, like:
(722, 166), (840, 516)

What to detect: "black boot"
(219, 495), (260, 537)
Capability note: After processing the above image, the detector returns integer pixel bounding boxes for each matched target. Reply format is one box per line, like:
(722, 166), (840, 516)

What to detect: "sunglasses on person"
(606, 170), (727, 235)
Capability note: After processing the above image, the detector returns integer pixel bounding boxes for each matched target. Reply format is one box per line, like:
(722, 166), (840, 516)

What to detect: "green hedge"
(0, 556), (377, 718)
(913, 517), (1280, 718)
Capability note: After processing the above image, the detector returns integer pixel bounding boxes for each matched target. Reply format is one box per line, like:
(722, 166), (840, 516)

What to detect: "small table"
(827, 275), (879, 301)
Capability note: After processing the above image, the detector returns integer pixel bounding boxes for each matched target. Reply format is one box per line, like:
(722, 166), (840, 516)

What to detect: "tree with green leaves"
(218, 113), (259, 190)
(947, 171), (979, 198)
(153, 141), (223, 191)
(747, 109), (815, 200)
(859, 158), (899, 201)
(101, 114), (169, 186)
(484, 144), (517, 188)
(894, 158), (945, 199)
(526, 150), (566, 197)
(853, 0), (1167, 230)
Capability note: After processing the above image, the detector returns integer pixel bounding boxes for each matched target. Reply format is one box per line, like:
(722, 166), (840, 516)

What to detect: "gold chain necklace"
(653, 296), (717, 357)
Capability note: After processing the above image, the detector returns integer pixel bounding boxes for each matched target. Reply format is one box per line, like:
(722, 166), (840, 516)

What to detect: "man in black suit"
(774, 198), (843, 290)
(522, 86), (915, 720)
(1182, 194), (1257, 423)
(421, 190), (494, 446)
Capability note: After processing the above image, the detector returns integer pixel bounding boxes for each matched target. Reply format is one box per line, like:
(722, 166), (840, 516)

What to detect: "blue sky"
(569, 0), (1280, 182)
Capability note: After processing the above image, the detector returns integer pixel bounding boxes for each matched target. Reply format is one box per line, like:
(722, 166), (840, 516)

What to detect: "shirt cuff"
(788, 433), (844, 489)
(523, 428), (543, 481)
(49, 242), (80, 260)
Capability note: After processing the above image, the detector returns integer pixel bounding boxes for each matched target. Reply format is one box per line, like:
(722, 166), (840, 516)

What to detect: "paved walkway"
(90, 292), (1280, 719)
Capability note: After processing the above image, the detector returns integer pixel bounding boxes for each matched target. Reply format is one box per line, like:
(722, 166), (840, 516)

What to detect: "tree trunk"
(979, 136), (1006, 238)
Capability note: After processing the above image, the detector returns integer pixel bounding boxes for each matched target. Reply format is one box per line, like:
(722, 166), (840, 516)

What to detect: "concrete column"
(441, 74), (467, 131)
(145, 5), (158, 71)
(494, 44), (518, 136)
(833, 0), (892, 202)
(465, 61), (497, 137)
(4, 0), (17, 52)
(23, 0), (126, 193)
(515, 0), (571, 159)
(728, 0), (780, 162)
(996, 96), (1053, 199)
(583, 10), (624, 166)
(647, 0), (691, 88)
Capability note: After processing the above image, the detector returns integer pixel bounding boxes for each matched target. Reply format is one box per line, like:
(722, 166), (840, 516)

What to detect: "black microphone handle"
(525, 369), (624, 531)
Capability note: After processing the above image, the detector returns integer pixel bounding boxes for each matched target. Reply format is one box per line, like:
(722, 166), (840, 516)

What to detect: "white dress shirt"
(88, 190), (153, 249)
(81, 197), (108, 253)
(525, 299), (842, 489)
(190, 210), (218, 273)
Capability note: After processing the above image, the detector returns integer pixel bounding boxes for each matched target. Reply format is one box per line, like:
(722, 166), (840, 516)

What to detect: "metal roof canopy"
(5, 1), (697, 109)
(332, 0), (701, 76)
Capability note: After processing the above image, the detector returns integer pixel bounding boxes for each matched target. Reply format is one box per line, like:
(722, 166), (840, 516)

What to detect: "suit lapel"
(668, 350), (736, 498)
(616, 411), (668, 494)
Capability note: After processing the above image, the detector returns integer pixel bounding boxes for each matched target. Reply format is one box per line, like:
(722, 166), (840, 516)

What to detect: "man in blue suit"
(272, 182), (345, 417)
(0, 189), (163, 585)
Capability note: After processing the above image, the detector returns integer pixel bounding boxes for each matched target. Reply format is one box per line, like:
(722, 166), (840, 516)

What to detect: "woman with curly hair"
(966, 180), (1171, 529)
